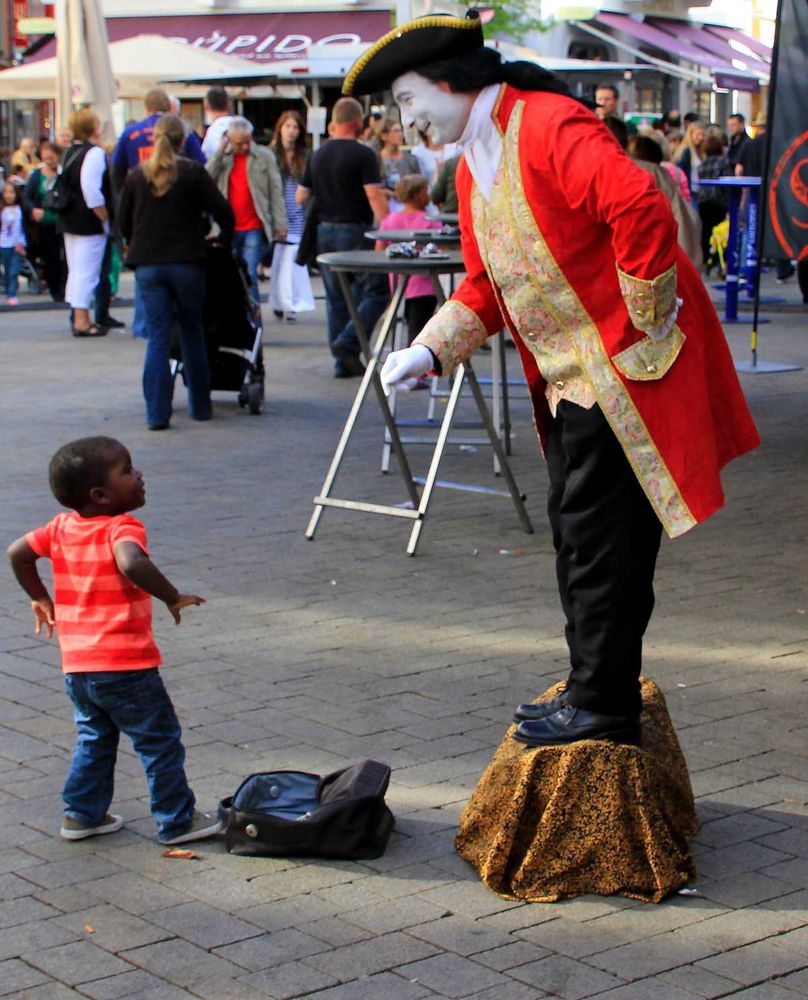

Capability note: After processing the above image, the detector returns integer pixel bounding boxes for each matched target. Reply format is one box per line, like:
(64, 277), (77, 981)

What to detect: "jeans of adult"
(232, 227), (265, 307)
(138, 261), (211, 427)
(546, 401), (662, 719)
(317, 222), (390, 361)
(63, 668), (195, 840)
(0, 246), (23, 298)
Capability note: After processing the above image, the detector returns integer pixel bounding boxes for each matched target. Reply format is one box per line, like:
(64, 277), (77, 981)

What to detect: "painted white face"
(392, 71), (475, 145)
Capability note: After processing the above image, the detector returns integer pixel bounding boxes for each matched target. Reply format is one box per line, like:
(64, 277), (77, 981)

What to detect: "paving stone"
(0, 959), (50, 995)
(508, 954), (627, 998)
(78, 873), (191, 916)
(470, 941), (548, 971)
(297, 917), (374, 948)
(594, 979), (703, 999)
(119, 940), (246, 991)
(22, 940), (135, 985)
(280, 971), (436, 999)
(656, 965), (742, 998)
(395, 953), (511, 998)
(305, 932), (439, 982)
(406, 915), (516, 957)
(238, 960), (340, 998)
(0, 920), (80, 962)
(341, 895), (449, 934)
(695, 939), (808, 986)
(147, 901), (263, 949)
(214, 928), (330, 971)
(3, 983), (87, 999)
(75, 970), (177, 999)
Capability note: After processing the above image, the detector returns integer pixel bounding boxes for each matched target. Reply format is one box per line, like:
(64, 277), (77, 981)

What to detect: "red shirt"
(228, 153), (262, 233)
(26, 512), (161, 673)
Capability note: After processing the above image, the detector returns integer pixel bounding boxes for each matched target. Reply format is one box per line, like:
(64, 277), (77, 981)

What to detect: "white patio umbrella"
(56, 0), (116, 142)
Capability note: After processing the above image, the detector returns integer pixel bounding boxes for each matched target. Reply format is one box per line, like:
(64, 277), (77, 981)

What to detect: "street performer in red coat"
(343, 12), (760, 747)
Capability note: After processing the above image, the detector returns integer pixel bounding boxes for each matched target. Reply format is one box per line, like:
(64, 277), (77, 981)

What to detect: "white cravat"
(456, 84), (502, 202)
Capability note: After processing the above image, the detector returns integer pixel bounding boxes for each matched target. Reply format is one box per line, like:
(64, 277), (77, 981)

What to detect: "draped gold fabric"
(455, 679), (698, 903)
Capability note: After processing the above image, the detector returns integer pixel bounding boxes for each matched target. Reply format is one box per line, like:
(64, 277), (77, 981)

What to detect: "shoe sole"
(60, 817), (124, 840)
(513, 726), (641, 748)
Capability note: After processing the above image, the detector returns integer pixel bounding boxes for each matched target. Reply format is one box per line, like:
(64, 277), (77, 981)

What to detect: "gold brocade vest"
(470, 160), (597, 417)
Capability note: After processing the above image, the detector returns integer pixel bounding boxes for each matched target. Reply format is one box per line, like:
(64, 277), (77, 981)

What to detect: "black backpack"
(218, 759), (395, 859)
(42, 146), (82, 215)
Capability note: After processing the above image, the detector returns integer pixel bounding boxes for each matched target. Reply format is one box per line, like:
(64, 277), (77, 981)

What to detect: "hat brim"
(343, 16), (484, 96)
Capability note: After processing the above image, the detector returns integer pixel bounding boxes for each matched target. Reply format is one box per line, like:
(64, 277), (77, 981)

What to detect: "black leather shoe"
(513, 704), (640, 747)
(513, 689), (568, 723)
(332, 342), (366, 377)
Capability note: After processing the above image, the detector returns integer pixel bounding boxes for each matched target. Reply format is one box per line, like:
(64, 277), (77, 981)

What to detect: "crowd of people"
(0, 78), (804, 429)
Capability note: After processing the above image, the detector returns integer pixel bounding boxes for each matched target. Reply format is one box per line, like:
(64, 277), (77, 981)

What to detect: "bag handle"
(59, 145), (84, 176)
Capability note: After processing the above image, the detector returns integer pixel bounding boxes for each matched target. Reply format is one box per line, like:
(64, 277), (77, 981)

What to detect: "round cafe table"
(306, 250), (533, 555)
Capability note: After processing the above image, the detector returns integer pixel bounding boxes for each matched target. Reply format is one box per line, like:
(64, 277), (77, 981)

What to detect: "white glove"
(646, 297), (683, 342)
(380, 344), (434, 396)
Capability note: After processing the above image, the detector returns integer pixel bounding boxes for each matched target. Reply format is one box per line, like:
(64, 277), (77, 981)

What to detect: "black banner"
(764, 0), (808, 260)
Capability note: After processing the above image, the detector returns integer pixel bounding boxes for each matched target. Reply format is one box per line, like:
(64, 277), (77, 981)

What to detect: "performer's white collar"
(456, 84), (502, 201)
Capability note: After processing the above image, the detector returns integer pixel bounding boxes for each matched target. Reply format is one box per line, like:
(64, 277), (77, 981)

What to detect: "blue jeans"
(132, 279), (147, 339)
(138, 262), (211, 426)
(1, 246), (23, 298)
(63, 669), (195, 840)
(317, 222), (390, 363)
(232, 228), (265, 307)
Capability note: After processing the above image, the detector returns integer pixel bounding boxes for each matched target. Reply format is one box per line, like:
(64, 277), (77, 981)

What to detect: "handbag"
(42, 147), (82, 215)
(218, 758), (395, 859)
(295, 197), (318, 268)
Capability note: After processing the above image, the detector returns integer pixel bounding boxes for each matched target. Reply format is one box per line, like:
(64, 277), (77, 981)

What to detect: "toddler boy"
(8, 436), (220, 845)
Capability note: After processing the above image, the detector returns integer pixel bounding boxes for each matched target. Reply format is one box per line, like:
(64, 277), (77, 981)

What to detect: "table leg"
(305, 275), (417, 541)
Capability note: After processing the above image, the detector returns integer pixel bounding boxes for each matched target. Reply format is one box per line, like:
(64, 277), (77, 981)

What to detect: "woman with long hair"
(268, 110), (314, 321)
(118, 115), (234, 430)
(378, 117), (420, 211)
(59, 109), (113, 336)
(673, 121), (707, 207)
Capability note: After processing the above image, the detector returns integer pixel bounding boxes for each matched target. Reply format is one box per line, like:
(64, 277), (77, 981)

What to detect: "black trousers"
(546, 401), (662, 718)
(404, 295), (437, 345)
(36, 225), (67, 302)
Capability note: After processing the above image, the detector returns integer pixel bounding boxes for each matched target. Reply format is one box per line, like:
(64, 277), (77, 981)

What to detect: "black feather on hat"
(343, 10), (484, 96)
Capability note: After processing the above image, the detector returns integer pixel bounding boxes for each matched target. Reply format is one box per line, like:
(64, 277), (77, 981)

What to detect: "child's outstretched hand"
(167, 594), (206, 625)
(31, 598), (55, 638)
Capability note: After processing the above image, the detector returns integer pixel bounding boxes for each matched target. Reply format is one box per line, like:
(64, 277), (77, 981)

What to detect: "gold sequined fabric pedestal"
(455, 679), (698, 903)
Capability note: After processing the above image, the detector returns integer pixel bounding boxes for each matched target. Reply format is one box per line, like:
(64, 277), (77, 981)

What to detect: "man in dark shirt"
(297, 97), (389, 377)
(735, 113), (766, 178)
(726, 113), (749, 167)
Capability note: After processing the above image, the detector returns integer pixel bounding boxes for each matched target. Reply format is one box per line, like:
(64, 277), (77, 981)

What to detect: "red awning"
(30, 10), (393, 64)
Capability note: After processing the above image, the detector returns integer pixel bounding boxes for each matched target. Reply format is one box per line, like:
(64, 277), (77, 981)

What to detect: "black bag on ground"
(42, 147), (82, 215)
(218, 758), (395, 859)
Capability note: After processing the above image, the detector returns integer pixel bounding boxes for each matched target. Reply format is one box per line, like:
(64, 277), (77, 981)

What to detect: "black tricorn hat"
(343, 11), (484, 96)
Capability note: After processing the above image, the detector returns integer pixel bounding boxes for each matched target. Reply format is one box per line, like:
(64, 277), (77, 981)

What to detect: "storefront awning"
(591, 12), (767, 88)
(646, 18), (770, 80)
(29, 10), (393, 64)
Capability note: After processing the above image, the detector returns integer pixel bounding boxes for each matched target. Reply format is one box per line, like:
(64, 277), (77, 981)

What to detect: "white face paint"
(392, 71), (476, 145)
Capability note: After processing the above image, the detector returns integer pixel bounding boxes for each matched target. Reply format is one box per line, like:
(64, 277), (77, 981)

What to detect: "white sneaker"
(160, 810), (222, 845)
(61, 813), (124, 840)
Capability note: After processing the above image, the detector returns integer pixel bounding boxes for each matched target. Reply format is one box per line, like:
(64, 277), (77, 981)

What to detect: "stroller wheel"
(247, 381), (264, 415)
(237, 389), (247, 408)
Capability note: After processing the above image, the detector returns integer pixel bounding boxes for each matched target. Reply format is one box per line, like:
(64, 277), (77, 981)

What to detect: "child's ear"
(88, 485), (110, 505)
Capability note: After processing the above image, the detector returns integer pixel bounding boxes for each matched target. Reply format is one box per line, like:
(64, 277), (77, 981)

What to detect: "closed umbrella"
(56, 0), (116, 142)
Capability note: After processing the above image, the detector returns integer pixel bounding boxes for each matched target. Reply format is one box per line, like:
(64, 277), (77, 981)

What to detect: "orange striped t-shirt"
(26, 512), (161, 673)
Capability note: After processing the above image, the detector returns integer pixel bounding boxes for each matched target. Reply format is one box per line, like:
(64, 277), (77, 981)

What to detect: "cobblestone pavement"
(1, 269), (807, 1000)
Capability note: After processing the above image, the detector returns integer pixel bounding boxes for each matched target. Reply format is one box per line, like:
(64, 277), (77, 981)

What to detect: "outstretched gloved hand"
(646, 297), (684, 341)
(380, 345), (434, 396)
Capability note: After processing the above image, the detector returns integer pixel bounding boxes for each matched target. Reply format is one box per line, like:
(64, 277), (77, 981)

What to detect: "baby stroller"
(171, 241), (265, 414)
